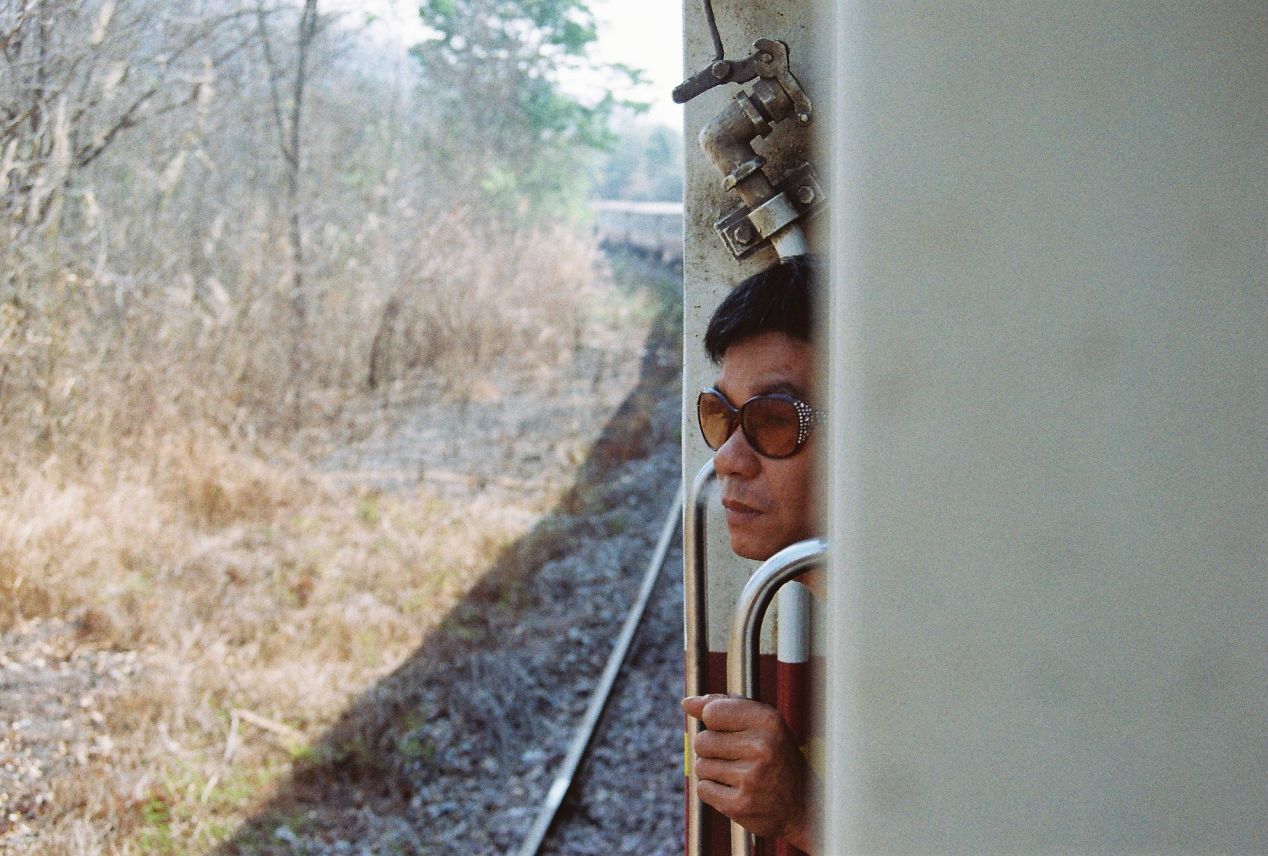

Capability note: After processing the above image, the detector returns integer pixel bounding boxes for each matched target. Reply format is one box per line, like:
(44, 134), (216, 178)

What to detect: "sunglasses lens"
(743, 397), (801, 458)
(697, 392), (734, 450)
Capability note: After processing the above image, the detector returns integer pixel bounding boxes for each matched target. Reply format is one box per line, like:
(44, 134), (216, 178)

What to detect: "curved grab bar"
(684, 460), (717, 856)
(725, 537), (828, 856)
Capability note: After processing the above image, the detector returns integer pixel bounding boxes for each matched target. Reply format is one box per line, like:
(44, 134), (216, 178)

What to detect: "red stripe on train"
(683, 652), (805, 856)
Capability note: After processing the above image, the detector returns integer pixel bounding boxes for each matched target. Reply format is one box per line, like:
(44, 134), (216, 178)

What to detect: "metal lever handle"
(673, 55), (759, 104)
(725, 537), (829, 856)
(672, 0), (735, 103)
(673, 38), (811, 126)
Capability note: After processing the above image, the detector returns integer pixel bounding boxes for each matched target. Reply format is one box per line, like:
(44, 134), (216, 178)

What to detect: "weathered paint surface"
(681, 6), (829, 855)
(681, 0), (827, 656)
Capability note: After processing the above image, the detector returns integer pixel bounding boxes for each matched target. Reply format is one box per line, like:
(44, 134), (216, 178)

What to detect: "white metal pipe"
(777, 581), (811, 664)
(726, 537), (828, 856)
(771, 223), (811, 258)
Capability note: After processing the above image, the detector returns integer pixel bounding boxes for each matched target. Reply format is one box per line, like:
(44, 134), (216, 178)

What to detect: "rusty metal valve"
(675, 25), (821, 259)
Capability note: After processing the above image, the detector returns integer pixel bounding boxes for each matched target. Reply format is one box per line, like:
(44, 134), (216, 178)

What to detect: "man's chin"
(729, 525), (815, 562)
(728, 533), (778, 562)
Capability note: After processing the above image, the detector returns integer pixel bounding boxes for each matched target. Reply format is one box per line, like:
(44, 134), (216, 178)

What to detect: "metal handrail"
(725, 537), (828, 856)
(684, 460), (717, 856)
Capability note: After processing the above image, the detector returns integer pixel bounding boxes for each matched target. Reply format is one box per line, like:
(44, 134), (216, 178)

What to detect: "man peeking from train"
(682, 254), (823, 855)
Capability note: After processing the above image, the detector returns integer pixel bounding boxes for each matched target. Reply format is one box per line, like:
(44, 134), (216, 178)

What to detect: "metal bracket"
(713, 163), (825, 259)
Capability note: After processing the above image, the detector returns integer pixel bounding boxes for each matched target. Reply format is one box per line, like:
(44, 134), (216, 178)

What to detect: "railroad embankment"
(1, 251), (683, 854)
(219, 249), (684, 855)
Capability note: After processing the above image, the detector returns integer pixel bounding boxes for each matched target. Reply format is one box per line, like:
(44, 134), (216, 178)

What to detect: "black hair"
(703, 253), (817, 363)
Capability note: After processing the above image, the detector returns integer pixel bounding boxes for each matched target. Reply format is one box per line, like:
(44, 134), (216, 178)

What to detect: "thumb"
(680, 693), (736, 720)
(680, 695), (708, 719)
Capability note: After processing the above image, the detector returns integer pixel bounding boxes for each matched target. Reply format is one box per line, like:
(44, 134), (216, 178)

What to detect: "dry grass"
(3, 448), (559, 852)
(0, 210), (653, 851)
(0, 7), (676, 846)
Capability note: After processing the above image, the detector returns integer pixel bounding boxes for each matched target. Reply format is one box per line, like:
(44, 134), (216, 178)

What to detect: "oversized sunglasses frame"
(696, 387), (825, 459)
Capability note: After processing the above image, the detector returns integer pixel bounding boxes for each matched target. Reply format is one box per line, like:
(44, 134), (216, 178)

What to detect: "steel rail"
(726, 537), (828, 856)
(516, 490), (684, 856)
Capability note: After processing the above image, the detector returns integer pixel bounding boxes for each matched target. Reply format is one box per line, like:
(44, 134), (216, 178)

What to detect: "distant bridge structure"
(592, 200), (684, 265)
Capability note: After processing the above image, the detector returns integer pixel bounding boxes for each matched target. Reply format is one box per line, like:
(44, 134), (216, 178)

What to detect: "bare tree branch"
(254, 0), (292, 169)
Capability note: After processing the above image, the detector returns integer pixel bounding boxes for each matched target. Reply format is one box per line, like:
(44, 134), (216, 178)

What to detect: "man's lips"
(722, 497), (765, 524)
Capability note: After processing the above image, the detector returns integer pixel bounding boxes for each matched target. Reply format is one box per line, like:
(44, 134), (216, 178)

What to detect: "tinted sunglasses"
(697, 387), (824, 459)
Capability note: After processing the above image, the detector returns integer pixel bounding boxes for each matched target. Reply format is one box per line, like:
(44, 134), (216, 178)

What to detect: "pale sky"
(587, 0), (684, 126)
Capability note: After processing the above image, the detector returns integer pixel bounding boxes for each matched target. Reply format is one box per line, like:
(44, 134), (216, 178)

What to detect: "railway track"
(392, 365), (687, 856)
(222, 392), (688, 856)
(520, 495), (684, 856)
(208, 250), (685, 854)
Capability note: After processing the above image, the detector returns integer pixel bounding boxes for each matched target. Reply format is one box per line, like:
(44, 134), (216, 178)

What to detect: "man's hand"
(682, 694), (819, 852)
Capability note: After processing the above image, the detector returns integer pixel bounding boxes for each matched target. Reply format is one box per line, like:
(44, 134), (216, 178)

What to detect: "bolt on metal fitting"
(733, 223), (755, 245)
(796, 185), (816, 205)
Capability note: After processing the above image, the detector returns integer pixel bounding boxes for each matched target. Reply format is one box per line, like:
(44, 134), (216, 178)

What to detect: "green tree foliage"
(412, 0), (633, 216)
(594, 117), (683, 202)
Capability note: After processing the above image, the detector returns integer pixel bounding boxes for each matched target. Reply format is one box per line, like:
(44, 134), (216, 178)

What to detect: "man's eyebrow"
(715, 379), (808, 401)
(758, 380), (807, 399)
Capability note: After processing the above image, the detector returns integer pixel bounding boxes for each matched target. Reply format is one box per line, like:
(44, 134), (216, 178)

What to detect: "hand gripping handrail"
(684, 460), (717, 856)
(726, 536), (829, 856)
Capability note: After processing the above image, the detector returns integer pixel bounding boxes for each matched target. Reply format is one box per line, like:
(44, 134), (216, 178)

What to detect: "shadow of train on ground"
(215, 252), (684, 855)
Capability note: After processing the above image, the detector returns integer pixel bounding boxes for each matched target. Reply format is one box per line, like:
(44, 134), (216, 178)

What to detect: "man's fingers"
(693, 727), (751, 760)
(694, 756), (748, 787)
(699, 697), (783, 733)
(681, 693), (731, 720)
(680, 694), (709, 719)
(682, 695), (780, 732)
(695, 777), (740, 817)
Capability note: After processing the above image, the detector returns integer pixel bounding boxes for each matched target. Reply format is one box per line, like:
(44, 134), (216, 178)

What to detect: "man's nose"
(712, 424), (760, 477)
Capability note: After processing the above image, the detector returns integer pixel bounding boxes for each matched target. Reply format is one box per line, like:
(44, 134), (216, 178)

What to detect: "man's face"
(712, 331), (819, 561)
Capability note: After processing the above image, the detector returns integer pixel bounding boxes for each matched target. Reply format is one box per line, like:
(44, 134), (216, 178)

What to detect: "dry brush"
(0, 0), (633, 850)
